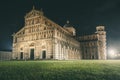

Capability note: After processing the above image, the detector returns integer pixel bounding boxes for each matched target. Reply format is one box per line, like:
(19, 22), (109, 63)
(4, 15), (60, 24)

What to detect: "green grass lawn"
(0, 60), (120, 80)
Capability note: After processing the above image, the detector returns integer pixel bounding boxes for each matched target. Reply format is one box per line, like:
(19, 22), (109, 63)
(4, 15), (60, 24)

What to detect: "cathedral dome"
(63, 20), (76, 36)
(63, 20), (73, 27)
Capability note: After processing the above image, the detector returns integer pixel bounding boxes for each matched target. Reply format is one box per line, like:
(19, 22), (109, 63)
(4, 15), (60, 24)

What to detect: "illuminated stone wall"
(0, 51), (12, 60)
(79, 26), (106, 60)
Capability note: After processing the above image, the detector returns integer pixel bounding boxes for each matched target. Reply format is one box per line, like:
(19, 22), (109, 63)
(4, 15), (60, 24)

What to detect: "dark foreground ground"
(0, 60), (120, 80)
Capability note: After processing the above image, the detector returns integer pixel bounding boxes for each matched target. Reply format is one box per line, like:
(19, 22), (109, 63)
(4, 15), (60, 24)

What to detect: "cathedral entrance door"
(92, 55), (94, 59)
(20, 52), (23, 59)
(30, 49), (34, 60)
(42, 50), (46, 59)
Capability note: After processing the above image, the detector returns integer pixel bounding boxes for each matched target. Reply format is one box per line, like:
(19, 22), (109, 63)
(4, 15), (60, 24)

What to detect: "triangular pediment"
(25, 9), (43, 18)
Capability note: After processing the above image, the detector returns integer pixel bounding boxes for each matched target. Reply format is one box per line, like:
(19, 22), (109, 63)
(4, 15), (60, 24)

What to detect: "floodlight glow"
(109, 49), (116, 58)
(109, 50), (114, 54)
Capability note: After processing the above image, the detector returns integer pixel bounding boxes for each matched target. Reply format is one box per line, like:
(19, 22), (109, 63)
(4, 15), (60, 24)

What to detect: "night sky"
(0, 0), (120, 51)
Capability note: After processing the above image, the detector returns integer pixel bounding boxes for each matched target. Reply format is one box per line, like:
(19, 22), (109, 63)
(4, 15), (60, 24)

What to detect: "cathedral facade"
(12, 7), (106, 60)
